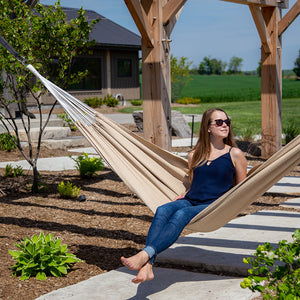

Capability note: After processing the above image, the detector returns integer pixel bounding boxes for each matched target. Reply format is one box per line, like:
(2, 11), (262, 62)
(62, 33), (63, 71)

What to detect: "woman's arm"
(231, 147), (247, 185)
(172, 150), (194, 201)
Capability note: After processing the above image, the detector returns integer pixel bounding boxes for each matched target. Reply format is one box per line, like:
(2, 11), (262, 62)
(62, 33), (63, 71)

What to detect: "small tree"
(293, 49), (300, 78)
(257, 60), (262, 77)
(198, 56), (226, 75)
(198, 56), (213, 75)
(0, 0), (99, 192)
(227, 56), (243, 74)
(171, 55), (193, 102)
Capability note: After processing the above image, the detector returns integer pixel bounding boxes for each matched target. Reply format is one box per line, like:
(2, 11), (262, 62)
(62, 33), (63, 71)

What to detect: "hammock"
(25, 64), (300, 232)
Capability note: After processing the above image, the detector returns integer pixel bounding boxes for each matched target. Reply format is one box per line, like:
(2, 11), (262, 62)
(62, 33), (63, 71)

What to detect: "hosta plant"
(57, 181), (81, 199)
(71, 152), (104, 178)
(9, 232), (83, 281)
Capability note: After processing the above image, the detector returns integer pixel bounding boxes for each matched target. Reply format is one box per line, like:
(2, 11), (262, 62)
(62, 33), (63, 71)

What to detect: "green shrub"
(177, 97), (201, 105)
(5, 164), (24, 177)
(71, 152), (104, 178)
(238, 128), (256, 142)
(84, 96), (103, 108)
(57, 113), (77, 131)
(57, 181), (81, 199)
(241, 229), (300, 299)
(0, 133), (17, 151)
(9, 231), (83, 281)
(283, 121), (300, 144)
(131, 100), (143, 106)
(104, 94), (118, 107)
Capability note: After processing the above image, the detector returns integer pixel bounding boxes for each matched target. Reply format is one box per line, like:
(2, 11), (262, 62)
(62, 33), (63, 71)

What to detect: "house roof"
(62, 7), (141, 50)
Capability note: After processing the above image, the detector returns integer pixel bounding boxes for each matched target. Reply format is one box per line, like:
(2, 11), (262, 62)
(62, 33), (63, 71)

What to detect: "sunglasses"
(213, 119), (231, 127)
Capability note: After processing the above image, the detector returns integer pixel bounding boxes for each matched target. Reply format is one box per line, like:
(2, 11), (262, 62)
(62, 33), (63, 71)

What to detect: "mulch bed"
(0, 132), (299, 299)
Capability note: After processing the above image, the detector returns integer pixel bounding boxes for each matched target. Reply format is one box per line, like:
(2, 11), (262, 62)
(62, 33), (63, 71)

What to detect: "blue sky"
(40, 0), (300, 71)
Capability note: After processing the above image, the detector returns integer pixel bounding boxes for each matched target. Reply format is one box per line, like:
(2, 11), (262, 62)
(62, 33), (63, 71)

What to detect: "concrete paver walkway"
(36, 208), (300, 300)
(36, 267), (257, 300)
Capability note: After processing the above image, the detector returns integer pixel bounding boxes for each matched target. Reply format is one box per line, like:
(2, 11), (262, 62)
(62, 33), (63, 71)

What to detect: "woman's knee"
(155, 205), (168, 217)
(170, 209), (195, 226)
(155, 202), (176, 216)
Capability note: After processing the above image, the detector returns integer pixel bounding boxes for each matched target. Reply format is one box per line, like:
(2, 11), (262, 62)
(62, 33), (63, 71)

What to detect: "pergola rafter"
(124, 0), (153, 48)
(124, 0), (299, 158)
(278, 0), (300, 35)
(249, 4), (272, 53)
(222, 0), (289, 8)
(162, 0), (187, 25)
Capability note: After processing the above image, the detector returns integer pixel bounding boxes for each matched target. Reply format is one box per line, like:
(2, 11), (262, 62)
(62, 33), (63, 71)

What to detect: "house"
(41, 7), (141, 104)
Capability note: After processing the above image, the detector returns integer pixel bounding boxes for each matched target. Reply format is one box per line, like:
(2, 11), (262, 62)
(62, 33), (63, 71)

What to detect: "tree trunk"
(31, 164), (39, 193)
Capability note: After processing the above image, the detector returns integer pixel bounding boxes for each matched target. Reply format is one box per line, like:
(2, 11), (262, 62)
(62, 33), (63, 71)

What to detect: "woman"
(121, 108), (247, 284)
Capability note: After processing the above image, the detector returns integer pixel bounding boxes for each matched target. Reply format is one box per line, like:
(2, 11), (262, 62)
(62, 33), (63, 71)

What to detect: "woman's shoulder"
(230, 146), (244, 157)
(229, 146), (247, 165)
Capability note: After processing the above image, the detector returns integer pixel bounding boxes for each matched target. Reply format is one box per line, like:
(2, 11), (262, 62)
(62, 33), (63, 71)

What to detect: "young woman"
(121, 108), (247, 284)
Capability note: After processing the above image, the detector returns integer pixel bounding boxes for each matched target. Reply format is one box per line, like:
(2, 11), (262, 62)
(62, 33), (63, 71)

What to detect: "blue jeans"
(143, 198), (214, 264)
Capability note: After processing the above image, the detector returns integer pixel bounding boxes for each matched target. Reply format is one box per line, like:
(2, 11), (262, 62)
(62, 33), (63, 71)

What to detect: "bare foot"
(132, 262), (154, 284)
(121, 250), (149, 271)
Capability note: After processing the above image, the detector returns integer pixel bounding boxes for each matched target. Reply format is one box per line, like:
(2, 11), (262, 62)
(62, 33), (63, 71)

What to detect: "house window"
(117, 59), (132, 77)
(68, 57), (102, 90)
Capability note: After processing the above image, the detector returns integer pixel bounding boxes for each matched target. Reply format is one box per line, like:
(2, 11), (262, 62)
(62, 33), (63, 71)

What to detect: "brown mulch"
(0, 115), (299, 299)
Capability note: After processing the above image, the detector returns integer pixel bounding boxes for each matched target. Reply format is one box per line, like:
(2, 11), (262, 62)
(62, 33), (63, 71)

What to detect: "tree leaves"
(240, 229), (300, 299)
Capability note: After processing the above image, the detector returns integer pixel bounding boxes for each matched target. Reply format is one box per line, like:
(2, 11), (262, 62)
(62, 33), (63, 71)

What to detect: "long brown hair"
(188, 108), (236, 180)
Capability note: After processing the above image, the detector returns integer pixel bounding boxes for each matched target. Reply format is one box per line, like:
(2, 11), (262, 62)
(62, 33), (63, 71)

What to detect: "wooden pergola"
(124, 0), (300, 158)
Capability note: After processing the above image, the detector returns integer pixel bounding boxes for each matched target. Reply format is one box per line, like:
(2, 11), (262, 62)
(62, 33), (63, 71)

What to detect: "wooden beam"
(165, 6), (183, 36)
(141, 0), (172, 150)
(278, 0), (300, 36)
(260, 6), (282, 158)
(249, 4), (271, 53)
(162, 0), (187, 25)
(124, 0), (153, 48)
(221, 0), (289, 8)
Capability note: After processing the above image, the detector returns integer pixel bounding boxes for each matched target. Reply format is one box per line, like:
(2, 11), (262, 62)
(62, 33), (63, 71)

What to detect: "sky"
(40, 0), (300, 71)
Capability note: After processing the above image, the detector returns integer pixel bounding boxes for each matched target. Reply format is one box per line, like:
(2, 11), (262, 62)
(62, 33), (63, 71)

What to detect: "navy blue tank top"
(185, 149), (235, 203)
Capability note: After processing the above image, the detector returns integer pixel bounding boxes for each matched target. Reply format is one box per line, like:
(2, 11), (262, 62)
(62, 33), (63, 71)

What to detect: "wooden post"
(124, 0), (185, 150)
(141, 0), (172, 150)
(106, 50), (111, 95)
(260, 6), (282, 158)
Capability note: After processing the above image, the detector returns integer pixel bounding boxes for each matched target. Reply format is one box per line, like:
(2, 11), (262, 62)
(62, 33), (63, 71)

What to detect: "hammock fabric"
(27, 64), (300, 232)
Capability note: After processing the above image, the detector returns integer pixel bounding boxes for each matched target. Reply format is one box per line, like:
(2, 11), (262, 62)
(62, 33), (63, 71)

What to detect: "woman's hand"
(172, 192), (186, 201)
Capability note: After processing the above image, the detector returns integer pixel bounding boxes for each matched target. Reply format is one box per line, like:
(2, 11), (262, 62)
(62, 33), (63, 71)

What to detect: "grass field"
(172, 99), (300, 137)
(121, 98), (300, 138)
(178, 75), (300, 102)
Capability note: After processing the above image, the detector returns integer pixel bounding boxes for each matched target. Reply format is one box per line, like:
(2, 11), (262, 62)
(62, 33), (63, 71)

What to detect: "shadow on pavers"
(119, 267), (251, 300)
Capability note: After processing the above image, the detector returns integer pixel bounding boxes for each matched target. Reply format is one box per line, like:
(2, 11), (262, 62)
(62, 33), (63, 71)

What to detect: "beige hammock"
(27, 64), (300, 232)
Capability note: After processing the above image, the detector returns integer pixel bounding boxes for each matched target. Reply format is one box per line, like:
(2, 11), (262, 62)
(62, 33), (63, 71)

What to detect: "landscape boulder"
(132, 110), (192, 138)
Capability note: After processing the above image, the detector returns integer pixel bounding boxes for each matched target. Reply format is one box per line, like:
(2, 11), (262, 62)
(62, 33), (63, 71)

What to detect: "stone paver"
(36, 267), (257, 300)
(157, 210), (300, 276)
(279, 197), (300, 209)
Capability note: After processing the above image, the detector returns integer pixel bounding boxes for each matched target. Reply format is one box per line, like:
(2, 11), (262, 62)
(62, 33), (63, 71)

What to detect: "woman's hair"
(188, 108), (236, 180)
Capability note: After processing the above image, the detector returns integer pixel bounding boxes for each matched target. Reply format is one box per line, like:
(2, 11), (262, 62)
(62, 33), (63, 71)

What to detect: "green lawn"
(178, 75), (300, 102)
(121, 98), (300, 137)
(122, 75), (299, 138)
